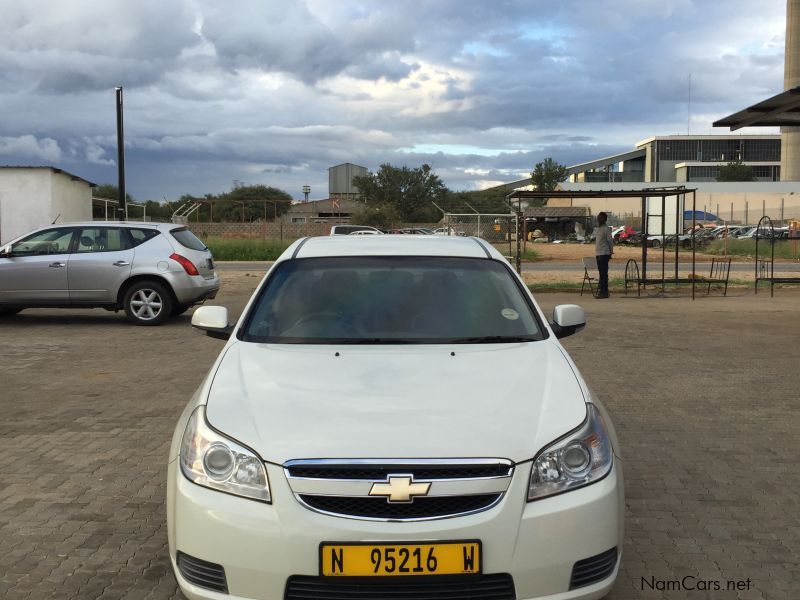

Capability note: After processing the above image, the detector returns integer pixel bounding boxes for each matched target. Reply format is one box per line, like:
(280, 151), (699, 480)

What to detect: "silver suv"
(0, 222), (219, 325)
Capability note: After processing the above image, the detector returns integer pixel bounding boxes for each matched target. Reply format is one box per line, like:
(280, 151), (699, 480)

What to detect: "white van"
(329, 225), (383, 235)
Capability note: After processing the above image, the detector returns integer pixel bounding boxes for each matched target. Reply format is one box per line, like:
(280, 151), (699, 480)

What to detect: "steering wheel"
(283, 311), (344, 335)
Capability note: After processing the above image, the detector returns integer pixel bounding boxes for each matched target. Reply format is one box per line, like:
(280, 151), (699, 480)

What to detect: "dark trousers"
(596, 254), (611, 294)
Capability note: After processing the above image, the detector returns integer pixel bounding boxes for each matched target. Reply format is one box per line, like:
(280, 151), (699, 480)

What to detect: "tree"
(716, 160), (756, 182)
(348, 204), (401, 228)
(213, 185), (294, 222)
(353, 163), (448, 222)
(531, 158), (569, 192)
(442, 188), (512, 215)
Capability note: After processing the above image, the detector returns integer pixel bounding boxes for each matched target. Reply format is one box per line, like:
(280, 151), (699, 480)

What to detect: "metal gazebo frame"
(506, 186), (705, 299)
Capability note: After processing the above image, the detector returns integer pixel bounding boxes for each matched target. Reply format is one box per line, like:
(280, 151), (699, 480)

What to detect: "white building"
(0, 167), (94, 243)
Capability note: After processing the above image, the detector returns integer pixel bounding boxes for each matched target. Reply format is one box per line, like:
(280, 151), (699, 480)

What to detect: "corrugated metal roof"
(523, 206), (591, 217)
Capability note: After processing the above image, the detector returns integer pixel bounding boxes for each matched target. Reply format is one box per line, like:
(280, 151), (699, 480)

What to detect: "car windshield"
(240, 256), (544, 344)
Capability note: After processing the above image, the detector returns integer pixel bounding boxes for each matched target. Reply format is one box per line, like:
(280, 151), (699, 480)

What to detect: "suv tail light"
(170, 253), (200, 276)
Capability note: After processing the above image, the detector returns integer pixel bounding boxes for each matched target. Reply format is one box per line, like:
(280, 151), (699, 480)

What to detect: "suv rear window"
(170, 228), (207, 251)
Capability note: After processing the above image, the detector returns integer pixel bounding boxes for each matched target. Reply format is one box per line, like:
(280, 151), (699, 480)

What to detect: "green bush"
(205, 237), (293, 261)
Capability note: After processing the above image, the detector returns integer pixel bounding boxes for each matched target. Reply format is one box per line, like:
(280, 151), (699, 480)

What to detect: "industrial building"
(284, 162), (369, 223)
(568, 135), (781, 183)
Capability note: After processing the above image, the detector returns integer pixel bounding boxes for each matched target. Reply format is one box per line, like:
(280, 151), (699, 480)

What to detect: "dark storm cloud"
(0, 0), (198, 94)
(0, 0), (787, 199)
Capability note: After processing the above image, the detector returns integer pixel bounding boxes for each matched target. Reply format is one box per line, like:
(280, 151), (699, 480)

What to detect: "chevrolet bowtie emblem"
(369, 475), (432, 503)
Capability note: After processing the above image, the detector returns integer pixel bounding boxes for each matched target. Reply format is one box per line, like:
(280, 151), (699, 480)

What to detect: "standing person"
(594, 212), (613, 298)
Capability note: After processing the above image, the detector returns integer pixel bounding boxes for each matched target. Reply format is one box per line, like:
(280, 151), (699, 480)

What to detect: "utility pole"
(115, 87), (126, 221)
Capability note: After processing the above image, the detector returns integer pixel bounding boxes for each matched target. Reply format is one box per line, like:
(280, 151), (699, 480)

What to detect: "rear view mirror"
(191, 306), (233, 340)
(550, 304), (586, 339)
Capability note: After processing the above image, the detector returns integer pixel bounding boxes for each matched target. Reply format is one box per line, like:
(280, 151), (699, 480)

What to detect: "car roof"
(34, 221), (181, 231)
(286, 235), (503, 260)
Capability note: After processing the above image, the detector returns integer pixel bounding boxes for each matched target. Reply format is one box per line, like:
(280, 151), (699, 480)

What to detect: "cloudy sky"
(0, 0), (788, 201)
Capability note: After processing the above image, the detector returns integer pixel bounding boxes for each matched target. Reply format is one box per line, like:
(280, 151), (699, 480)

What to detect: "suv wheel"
(0, 307), (23, 317)
(123, 281), (173, 326)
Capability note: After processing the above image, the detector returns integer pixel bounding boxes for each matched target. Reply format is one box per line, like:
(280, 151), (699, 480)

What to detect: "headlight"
(528, 403), (613, 501)
(180, 406), (271, 502)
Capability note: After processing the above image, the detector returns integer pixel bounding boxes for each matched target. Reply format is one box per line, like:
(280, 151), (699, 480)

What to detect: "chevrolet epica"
(167, 235), (624, 600)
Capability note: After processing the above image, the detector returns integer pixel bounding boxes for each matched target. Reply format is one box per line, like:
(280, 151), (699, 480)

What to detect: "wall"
(550, 191), (800, 225)
(187, 221), (331, 240)
(50, 170), (92, 226)
(0, 168), (92, 243)
(0, 168), (52, 243)
(553, 182), (800, 226)
(185, 221), (443, 241)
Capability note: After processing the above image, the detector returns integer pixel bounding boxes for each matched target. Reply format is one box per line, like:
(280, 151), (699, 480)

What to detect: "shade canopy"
(713, 86), (800, 130)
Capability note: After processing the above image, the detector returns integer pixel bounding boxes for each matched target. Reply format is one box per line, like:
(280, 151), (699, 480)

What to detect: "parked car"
(432, 227), (466, 236)
(0, 222), (219, 325)
(348, 229), (382, 235)
(386, 228), (435, 235)
(646, 234), (678, 248)
(169, 235), (624, 600)
(400, 227), (435, 235)
(329, 225), (383, 236)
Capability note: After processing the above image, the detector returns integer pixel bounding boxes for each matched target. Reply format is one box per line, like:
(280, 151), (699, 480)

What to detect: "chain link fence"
(442, 213), (519, 267)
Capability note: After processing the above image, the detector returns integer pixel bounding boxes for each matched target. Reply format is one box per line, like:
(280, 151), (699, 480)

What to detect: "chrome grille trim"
(284, 458), (515, 522)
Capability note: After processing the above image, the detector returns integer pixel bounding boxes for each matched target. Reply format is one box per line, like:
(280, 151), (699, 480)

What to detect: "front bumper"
(167, 460), (624, 600)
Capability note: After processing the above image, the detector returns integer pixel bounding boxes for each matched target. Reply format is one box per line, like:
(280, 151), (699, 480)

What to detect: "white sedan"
(167, 235), (624, 600)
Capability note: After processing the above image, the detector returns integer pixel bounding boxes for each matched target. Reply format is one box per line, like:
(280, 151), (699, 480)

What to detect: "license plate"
(320, 541), (481, 577)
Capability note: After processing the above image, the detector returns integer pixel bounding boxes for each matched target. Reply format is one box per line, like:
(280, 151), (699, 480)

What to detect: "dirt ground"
(521, 241), (784, 263)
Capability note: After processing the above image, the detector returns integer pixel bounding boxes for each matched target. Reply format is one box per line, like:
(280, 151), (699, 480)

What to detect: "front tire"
(123, 281), (173, 326)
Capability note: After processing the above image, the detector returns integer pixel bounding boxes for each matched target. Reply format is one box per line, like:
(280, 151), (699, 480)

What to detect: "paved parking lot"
(1, 277), (798, 600)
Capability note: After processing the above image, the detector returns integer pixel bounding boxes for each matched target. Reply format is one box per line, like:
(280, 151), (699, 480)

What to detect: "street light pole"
(115, 87), (126, 221)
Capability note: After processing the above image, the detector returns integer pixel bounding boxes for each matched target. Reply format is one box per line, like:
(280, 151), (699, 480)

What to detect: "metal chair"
(580, 257), (598, 297)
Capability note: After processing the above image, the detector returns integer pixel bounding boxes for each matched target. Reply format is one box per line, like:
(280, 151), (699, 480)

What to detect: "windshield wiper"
(445, 335), (537, 344)
(330, 338), (420, 344)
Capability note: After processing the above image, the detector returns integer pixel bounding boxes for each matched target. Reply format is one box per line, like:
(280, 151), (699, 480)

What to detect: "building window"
(742, 139), (780, 162)
(291, 217), (307, 224)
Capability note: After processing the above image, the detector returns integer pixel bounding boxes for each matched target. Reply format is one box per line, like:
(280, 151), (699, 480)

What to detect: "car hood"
(205, 340), (587, 464)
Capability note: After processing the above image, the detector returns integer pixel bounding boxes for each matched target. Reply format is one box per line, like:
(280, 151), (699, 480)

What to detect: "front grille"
(287, 463), (512, 480)
(569, 547), (618, 590)
(285, 574), (516, 599)
(176, 551), (228, 593)
(299, 494), (501, 519)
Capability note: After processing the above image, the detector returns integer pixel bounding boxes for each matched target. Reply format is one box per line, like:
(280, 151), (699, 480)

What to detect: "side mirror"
(191, 306), (233, 340)
(551, 304), (586, 339)
(0, 245), (11, 258)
